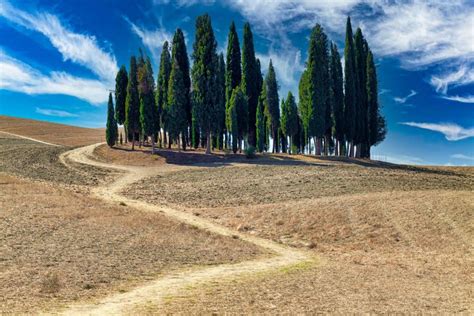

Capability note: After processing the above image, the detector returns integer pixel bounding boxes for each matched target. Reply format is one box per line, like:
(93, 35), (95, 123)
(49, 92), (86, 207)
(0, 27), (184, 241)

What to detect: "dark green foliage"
(281, 91), (299, 153)
(225, 21), (241, 115)
(354, 28), (369, 155)
(367, 50), (386, 151)
(227, 87), (247, 153)
(191, 99), (199, 149)
(298, 69), (313, 147)
(309, 24), (330, 140)
(265, 60), (280, 153)
(343, 17), (357, 145)
(167, 55), (189, 149)
(216, 52), (226, 149)
(244, 146), (256, 159)
(138, 56), (157, 149)
(125, 56), (140, 150)
(156, 41), (171, 135)
(191, 14), (219, 154)
(171, 29), (191, 132)
(106, 92), (118, 147)
(115, 66), (128, 126)
(256, 84), (266, 153)
(241, 22), (259, 147)
(330, 42), (345, 146)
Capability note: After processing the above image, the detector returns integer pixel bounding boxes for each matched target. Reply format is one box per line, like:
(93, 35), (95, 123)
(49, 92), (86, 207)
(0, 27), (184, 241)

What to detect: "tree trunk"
(151, 137), (155, 154)
(367, 145), (371, 159)
(289, 137), (292, 155)
(349, 142), (354, 157)
(131, 132), (135, 151)
(182, 133), (186, 151)
(206, 131), (211, 154)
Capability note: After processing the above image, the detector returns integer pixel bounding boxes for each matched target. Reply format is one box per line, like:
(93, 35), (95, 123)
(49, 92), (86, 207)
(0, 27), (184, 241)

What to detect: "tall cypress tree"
(298, 69), (313, 153)
(354, 28), (369, 158)
(115, 66), (128, 136)
(330, 42), (344, 156)
(309, 24), (329, 155)
(344, 16), (357, 157)
(167, 56), (188, 150)
(256, 84), (266, 153)
(106, 92), (118, 147)
(367, 50), (386, 157)
(225, 22), (241, 149)
(125, 56), (140, 150)
(227, 87), (247, 153)
(215, 53), (226, 150)
(281, 91), (299, 154)
(241, 22), (259, 147)
(171, 29), (191, 144)
(191, 14), (218, 154)
(139, 56), (157, 152)
(265, 59), (280, 153)
(156, 41), (171, 147)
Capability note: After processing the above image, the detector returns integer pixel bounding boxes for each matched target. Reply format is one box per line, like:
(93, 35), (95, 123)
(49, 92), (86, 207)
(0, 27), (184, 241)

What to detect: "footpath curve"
(58, 143), (316, 315)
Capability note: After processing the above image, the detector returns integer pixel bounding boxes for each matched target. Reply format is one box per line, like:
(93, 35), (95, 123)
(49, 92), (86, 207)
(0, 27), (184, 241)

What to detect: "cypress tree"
(344, 16), (357, 157)
(241, 22), (259, 147)
(367, 50), (386, 157)
(115, 66), (128, 138)
(191, 14), (218, 154)
(138, 56), (157, 152)
(125, 56), (140, 150)
(167, 56), (188, 150)
(330, 42), (344, 156)
(256, 84), (266, 153)
(171, 29), (191, 145)
(281, 91), (299, 154)
(264, 60), (280, 153)
(156, 41), (171, 147)
(227, 87), (247, 153)
(298, 69), (313, 154)
(225, 21), (241, 117)
(354, 28), (368, 158)
(106, 92), (118, 147)
(216, 52), (226, 150)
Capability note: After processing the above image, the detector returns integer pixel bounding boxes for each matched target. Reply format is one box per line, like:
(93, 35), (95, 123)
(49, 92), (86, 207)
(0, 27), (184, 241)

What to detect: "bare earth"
(1, 118), (473, 314)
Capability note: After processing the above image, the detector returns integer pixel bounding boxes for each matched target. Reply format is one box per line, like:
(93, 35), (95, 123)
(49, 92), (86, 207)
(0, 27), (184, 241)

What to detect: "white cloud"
(125, 17), (173, 62)
(0, 51), (109, 104)
(35, 107), (78, 117)
(394, 90), (417, 104)
(451, 154), (474, 161)
(401, 122), (474, 141)
(441, 95), (474, 104)
(429, 64), (474, 94)
(0, 1), (118, 83)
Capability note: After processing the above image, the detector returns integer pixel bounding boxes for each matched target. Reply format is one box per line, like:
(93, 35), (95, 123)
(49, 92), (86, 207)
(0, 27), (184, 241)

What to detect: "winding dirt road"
(56, 143), (316, 315)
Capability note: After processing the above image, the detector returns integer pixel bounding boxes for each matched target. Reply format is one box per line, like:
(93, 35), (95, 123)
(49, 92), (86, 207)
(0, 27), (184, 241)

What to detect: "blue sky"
(0, 0), (473, 165)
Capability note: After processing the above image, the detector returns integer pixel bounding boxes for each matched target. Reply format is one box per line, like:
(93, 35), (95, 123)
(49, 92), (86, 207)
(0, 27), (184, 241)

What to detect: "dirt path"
(0, 130), (62, 147)
(57, 143), (316, 315)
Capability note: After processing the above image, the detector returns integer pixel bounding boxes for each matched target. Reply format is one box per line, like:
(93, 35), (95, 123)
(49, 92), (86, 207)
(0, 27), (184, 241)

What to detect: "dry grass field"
(1, 117), (473, 314)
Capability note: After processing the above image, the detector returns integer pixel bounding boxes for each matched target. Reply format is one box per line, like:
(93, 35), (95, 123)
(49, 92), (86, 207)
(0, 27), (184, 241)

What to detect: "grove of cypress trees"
(330, 42), (344, 156)
(125, 56), (140, 150)
(256, 84), (266, 153)
(241, 22), (259, 147)
(138, 56), (157, 152)
(344, 16), (357, 157)
(265, 60), (280, 153)
(281, 91), (299, 154)
(367, 50), (386, 157)
(115, 66), (128, 139)
(156, 41), (171, 147)
(106, 92), (118, 147)
(191, 14), (218, 154)
(167, 56), (188, 150)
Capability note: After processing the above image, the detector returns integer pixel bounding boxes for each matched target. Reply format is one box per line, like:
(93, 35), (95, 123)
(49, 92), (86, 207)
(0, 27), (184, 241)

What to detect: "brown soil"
(123, 155), (473, 313)
(0, 134), (112, 188)
(0, 115), (105, 147)
(0, 173), (263, 314)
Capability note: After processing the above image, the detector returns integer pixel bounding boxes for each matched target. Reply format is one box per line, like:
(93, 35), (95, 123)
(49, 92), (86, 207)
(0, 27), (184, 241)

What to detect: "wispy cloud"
(35, 107), (78, 117)
(441, 95), (474, 104)
(0, 51), (108, 104)
(451, 154), (474, 161)
(430, 64), (474, 94)
(401, 122), (474, 141)
(394, 90), (417, 104)
(125, 17), (173, 62)
(0, 1), (118, 83)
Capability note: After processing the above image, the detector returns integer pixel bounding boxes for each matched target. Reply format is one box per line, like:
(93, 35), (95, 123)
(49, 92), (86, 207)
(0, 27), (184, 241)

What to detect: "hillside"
(0, 115), (105, 147)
